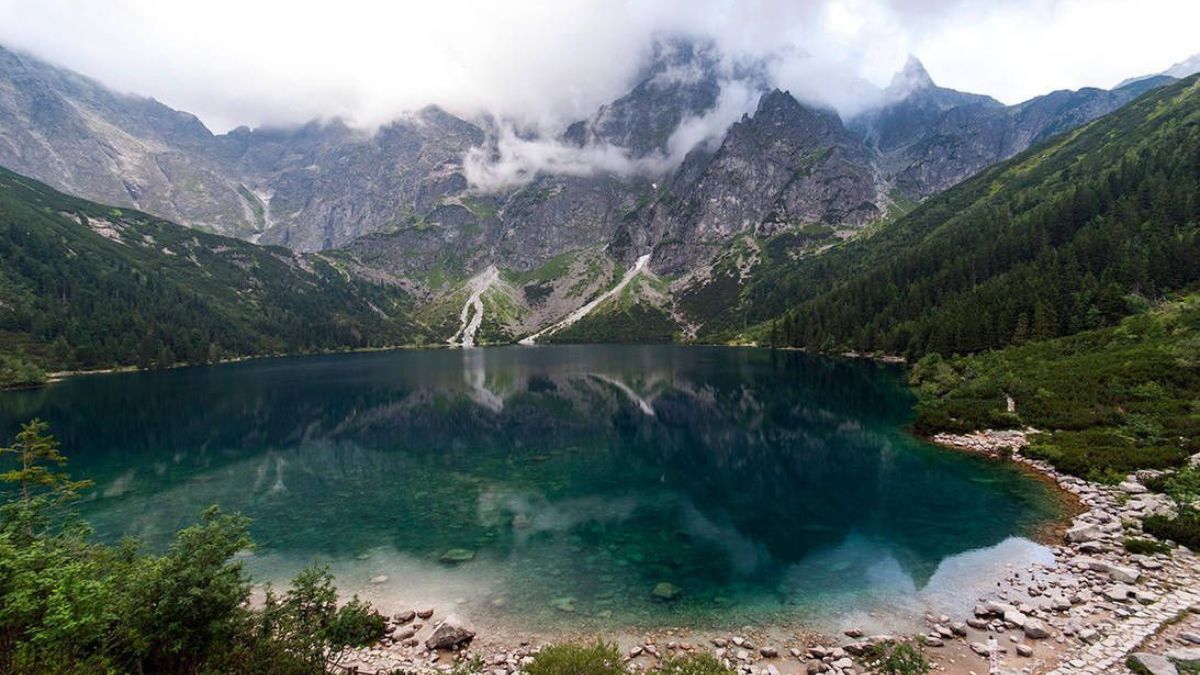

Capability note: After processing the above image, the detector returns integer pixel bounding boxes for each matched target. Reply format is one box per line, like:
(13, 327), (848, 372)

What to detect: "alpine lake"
(0, 346), (1063, 636)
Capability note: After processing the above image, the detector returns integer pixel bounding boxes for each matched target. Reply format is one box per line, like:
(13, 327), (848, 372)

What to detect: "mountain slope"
(734, 75), (1200, 357)
(0, 167), (417, 372)
(854, 57), (1174, 198)
(911, 291), (1200, 479)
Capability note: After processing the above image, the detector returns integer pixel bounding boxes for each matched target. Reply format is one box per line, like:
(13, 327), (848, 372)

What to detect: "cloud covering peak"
(0, 0), (1196, 136)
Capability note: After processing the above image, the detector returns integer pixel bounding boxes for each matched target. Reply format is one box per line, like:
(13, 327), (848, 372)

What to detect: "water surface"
(0, 346), (1059, 634)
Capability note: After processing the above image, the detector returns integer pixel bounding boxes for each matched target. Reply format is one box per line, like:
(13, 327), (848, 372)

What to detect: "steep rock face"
(855, 58), (1175, 197)
(220, 107), (486, 251)
(562, 37), (724, 157)
(0, 46), (253, 234)
(641, 89), (881, 274)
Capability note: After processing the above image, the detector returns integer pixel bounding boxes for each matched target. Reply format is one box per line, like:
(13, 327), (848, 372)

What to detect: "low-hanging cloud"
(2, 0), (1197, 136)
(464, 76), (764, 191)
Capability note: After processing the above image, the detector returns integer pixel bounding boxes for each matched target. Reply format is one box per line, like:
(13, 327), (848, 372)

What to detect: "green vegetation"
(729, 76), (1200, 356)
(0, 167), (417, 375)
(654, 652), (735, 675)
(0, 419), (388, 673)
(1144, 508), (1200, 550)
(502, 249), (581, 286)
(911, 293), (1200, 480)
(0, 355), (44, 389)
(547, 276), (677, 344)
(525, 642), (627, 675)
(866, 641), (931, 675)
(524, 642), (734, 675)
(1122, 537), (1172, 555)
(1142, 463), (1200, 549)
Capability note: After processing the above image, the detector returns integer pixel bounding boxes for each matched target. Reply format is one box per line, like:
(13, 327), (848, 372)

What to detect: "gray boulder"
(1023, 618), (1050, 639)
(1166, 648), (1200, 668)
(1130, 652), (1179, 675)
(425, 614), (476, 650)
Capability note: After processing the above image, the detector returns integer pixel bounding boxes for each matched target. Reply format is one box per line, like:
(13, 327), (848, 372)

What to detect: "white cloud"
(1, 0), (1196, 137)
(463, 76), (765, 191)
(0, 0), (1195, 151)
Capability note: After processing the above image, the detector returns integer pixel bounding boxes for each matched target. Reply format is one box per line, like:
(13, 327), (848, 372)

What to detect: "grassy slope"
(911, 292), (1200, 481)
(0, 167), (417, 373)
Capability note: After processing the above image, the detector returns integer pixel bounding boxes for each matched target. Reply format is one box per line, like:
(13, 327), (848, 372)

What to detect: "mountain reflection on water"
(0, 346), (1059, 630)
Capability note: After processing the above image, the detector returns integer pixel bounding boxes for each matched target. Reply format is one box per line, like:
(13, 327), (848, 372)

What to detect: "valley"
(1, 13), (1199, 675)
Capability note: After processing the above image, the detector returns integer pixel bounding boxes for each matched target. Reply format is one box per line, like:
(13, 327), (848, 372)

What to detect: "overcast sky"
(0, 0), (1196, 133)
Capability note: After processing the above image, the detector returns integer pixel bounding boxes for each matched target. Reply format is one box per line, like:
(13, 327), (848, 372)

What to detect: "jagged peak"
(756, 88), (799, 112)
(888, 55), (936, 94)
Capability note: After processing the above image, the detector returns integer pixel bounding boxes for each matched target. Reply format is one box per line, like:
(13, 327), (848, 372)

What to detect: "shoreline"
(25, 342), (903, 391)
(342, 430), (1200, 675)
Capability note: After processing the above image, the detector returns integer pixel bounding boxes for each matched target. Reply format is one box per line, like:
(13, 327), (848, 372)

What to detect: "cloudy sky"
(0, 0), (1196, 133)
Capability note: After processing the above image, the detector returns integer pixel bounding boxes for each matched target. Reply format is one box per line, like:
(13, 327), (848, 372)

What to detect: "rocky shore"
(341, 431), (1200, 675)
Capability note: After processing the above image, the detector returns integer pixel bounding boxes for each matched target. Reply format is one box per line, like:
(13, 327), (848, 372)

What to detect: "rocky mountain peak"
(888, 55), (936, 96)
(562, 34), (723, 157)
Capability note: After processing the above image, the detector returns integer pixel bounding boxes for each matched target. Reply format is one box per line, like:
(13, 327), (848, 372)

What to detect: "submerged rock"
(652, 582), (682, 601)
(440, 548), (476, 564)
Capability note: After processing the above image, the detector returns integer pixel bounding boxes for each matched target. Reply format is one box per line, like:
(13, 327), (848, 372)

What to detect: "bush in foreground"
(1143, 507), (1200, 551)
(0, 419), (386, 673)
(525, 642), (628, 675)
(524, 644), (735, 675)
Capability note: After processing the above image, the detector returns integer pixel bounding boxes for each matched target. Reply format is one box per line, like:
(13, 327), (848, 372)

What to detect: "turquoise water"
(0, 346), (1059, 633)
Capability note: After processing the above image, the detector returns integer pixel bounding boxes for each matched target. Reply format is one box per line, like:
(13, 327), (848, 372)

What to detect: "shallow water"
(0, 346), (1060, 634)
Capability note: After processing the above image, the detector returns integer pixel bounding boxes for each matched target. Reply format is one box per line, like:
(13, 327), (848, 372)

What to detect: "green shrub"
(526, 641), (627, 675)
(1023, 429), (1187, 479)
(654, 652), (734, 675)
(1122, 537), (1171, 555)
(0, 354), (45, 389)
(871, 642), (931, 675)
(0, 421), (387, 674)
(1144, 465), (1200, 502)
(1143, 507), (1200, 550)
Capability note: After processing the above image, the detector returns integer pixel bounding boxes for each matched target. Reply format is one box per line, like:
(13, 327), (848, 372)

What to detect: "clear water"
(0, 346), (1059, 634)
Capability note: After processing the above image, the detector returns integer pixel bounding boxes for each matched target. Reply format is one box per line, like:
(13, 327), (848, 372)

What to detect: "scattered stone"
(1066, 523), (1102, 543)
(1023, 619), (1049, 639)
(1107, 564), (1141, 584)
(1165, 648), (1200, 668)
(416, 608), (435, 619)
(1130, 652), (1180, 675)
(425, 615), (475, 650)
(760, 647), (778, 658)
(369, 575), (388, 584)
(1180, 632), (1200, 645)
(1119, 481), (1148, 494)
(1004, 610), (1027, 628)
(394, 610), (416, 624)
(1016, 644), (1034, 657)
